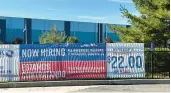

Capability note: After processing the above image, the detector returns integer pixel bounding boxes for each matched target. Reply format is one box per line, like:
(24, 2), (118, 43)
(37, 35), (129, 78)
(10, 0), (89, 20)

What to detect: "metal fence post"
(150, 42), (155, 78)
(151, 52), (154, 78)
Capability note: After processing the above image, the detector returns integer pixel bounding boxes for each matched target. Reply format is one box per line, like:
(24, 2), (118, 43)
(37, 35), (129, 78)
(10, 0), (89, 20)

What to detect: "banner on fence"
(19, 44), (106, 81)
(106, 43), (145, 78)
(0, 45), (19, 81)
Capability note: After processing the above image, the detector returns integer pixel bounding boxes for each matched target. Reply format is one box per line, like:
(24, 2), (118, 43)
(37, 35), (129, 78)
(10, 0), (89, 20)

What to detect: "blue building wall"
(70, 21), (98, 43)
(0, 16), (128, 44)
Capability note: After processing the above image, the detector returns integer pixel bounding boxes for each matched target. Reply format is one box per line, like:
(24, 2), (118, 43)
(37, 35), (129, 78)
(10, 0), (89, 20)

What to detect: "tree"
(39, 25), (67, 44)
(39, 25), (79, 44)
(109, 0), (170, 44)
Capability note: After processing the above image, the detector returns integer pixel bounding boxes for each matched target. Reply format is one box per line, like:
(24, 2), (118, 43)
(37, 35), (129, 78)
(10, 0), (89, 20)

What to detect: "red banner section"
(19, 61), (106, 81)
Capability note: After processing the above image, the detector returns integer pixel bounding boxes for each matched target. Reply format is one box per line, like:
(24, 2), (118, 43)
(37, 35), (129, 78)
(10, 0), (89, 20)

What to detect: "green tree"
(39, 25), (79, 44)
(39, 25), (67, 44)
(109, 0), (170, 43)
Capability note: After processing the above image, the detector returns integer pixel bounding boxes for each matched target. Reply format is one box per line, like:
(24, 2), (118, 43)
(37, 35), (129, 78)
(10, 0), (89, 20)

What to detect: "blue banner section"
(19, 43), (105, 62)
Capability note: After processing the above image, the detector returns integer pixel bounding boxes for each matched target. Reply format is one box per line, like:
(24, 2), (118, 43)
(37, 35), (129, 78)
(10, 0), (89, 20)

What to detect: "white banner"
(0, 45), (19, 81)
(106, 43), (145, 78)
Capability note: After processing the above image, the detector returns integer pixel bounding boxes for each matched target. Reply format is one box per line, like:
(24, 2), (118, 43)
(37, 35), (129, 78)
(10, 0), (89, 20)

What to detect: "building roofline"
(0, 15), (130, 26)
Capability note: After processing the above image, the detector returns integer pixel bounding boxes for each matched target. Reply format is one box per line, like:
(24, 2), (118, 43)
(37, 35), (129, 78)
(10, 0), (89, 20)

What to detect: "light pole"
(23, 21), (27, 44)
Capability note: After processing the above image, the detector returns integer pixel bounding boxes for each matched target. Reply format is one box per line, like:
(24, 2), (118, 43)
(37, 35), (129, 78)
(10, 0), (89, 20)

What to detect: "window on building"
(103, 24), (120, 42)
(70, 21), (98, 43)
(32, 19), (45, 43)
(5, 17), (24, 43)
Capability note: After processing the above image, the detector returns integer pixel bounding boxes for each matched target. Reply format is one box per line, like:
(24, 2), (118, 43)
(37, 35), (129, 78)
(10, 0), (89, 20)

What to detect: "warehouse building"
(0, 16), (129, 44)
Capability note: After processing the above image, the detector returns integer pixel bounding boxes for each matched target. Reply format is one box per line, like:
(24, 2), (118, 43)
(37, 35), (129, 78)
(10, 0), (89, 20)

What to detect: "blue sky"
(0, 0), (140, 24)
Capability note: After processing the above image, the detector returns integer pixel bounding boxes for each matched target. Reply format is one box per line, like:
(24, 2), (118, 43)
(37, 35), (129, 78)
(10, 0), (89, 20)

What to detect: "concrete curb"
(0, 79), (170, 88)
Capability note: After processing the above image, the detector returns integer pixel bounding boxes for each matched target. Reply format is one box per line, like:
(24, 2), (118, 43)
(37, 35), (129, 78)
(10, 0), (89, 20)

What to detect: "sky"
(0, 0), (140, 24)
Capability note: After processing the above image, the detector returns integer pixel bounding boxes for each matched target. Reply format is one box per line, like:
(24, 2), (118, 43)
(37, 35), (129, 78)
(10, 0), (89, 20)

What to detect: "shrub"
(104, 37), (113, 43)
(66, 36), (79, 43)
(12, 37), (23, 44)
(0, 41), (3, 44)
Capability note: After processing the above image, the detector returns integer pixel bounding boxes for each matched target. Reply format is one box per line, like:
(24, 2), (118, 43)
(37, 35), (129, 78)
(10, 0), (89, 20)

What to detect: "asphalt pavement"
(69, 84), (170, 92)
(0, 84), (169, 93)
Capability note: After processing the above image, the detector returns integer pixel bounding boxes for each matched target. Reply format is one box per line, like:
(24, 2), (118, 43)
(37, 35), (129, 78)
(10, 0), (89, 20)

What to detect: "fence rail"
(144, 43), (170, 79)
